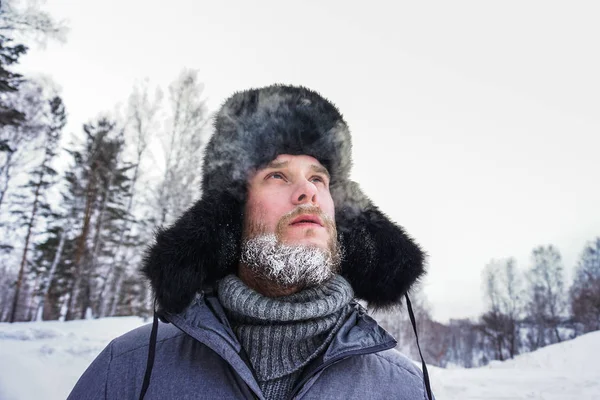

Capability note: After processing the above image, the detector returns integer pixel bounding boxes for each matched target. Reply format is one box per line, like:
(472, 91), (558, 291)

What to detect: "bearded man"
(68, 85), (434, 400)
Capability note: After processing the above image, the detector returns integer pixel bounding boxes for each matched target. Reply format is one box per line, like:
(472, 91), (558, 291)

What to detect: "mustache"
(277, 205), (335, 230)
(242, 204), (337, 241)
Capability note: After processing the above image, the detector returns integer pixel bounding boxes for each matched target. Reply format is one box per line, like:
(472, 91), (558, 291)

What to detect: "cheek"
(321, 193), (336, 221)
(246, 196), (285, 231)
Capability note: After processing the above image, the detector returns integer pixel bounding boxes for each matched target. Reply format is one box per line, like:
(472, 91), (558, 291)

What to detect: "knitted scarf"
(217, 274), (354, 400)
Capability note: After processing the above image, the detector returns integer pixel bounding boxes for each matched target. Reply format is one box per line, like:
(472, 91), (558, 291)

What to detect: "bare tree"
(154, 69), (209, 228)
(526, 245), (566, 348)
(447, 318), (480, 367)
(570, 237), (600, 333)
(370, 284), (453, 366)
(480, 258), (524, 360)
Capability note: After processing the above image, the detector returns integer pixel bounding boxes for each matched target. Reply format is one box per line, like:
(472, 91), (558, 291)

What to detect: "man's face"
(244, 154), (336, 250)
(240, 154), (340, 289)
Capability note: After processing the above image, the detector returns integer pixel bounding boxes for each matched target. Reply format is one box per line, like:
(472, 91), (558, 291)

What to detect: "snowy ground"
(0, 318), (599, 400)
(428, 332), (600, 400)
(0, 317), (147, 400)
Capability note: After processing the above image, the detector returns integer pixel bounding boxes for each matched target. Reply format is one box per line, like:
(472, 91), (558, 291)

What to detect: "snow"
(1, 318), (599, 399)
(0, 317), (146, 400)
(428, 332), (600, 399)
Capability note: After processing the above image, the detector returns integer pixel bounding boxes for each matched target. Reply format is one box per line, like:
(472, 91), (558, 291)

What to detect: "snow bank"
(1, 318), (599, 399)
(430, 331), (600, 400)
(0, 317), (147, 400)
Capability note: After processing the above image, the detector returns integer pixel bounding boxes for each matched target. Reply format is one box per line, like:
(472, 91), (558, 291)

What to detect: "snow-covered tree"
(8, 95), (64, 322)
(153, 69), (209, 228)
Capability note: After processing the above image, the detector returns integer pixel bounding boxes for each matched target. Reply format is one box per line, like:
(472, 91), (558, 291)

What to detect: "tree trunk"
(99, 162), (139, 317)
(36, 228), (66, 321)
(80, 172), (113, 319)
(26, 275), (39, 321)
(9, 166), (44, 322)
(0, 152), (14, 212)
(108, 269), (124, 317)
(553, 325), (562, 343)
(65, 176), (96, 320)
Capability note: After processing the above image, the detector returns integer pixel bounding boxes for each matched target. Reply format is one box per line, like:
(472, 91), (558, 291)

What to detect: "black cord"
(139, 304), (159, 400)
(405, 294), (433, 400)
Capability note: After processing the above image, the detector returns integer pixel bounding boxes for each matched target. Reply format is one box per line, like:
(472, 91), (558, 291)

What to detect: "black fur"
(142, 85), (426, 314)
(337, 203), (426, 310)
(141, 191), (243, 315)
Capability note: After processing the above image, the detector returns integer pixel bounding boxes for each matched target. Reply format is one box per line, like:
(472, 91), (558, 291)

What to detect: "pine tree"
(60, 117), (138, 320)
(0, 0), (68, 321)
(8, 96), (65, 322)
(97, 81), (160, 318)
(88, 155), (135, 318)
(63, 118), (128, 320)
(0, 79), (49, 216)
(0, 34), (27, 129)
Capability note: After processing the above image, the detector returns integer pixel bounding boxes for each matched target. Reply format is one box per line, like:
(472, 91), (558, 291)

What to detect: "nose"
(292, 179), (318, 205)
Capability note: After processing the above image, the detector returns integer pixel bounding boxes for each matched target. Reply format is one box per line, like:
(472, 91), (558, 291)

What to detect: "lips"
(290, 214), (323, 227)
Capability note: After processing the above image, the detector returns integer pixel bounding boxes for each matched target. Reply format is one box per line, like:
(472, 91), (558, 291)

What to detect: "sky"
(16, 0), (600, 322)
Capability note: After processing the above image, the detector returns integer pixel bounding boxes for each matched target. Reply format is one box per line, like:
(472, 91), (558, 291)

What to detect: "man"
(68, 85), (433, 399)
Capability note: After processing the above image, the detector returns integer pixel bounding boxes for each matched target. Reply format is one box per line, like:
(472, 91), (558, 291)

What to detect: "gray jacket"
(68, 294), (431, 400)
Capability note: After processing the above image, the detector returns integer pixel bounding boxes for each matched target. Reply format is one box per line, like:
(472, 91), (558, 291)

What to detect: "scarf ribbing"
(217, 274), (353, 398)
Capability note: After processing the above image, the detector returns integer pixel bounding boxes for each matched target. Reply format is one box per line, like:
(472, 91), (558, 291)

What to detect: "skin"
(239, 154), (336, 297)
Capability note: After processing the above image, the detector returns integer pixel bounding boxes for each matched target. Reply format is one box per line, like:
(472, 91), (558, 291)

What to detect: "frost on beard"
(240, 234), (339, 288)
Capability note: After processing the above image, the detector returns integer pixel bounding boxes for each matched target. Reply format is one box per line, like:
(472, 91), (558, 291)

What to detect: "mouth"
(289, 214), (324, 227)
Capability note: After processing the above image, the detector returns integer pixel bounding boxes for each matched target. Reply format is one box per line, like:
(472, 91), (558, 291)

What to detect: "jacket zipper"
(287, 341), (396, 400)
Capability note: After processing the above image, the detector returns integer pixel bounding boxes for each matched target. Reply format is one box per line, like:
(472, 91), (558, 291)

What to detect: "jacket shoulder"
(301, 348), (429, 400)
(373, 348), (426, 380)
(68, 322), (203, 400)
(108, 321), (186, 359)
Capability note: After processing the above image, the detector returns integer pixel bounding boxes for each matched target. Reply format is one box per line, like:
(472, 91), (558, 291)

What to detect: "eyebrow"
(310, 164), (330, 179)
(264, 160), (330, 178)
(266, 160), (289, 169)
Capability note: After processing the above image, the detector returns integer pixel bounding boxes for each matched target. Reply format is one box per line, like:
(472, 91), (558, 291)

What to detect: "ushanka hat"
(142, 84), (426, 315)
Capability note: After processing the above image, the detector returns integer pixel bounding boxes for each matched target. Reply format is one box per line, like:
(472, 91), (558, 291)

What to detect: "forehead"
(247, 154), (329, 183)
(266, 154), (324, 169)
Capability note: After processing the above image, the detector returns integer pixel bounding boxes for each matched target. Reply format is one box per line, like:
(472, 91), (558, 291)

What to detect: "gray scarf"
(217, 274), (354, 399)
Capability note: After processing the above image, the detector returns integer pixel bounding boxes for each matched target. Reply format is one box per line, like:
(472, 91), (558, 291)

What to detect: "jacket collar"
(164, 292), (397, 398)
(165, 293), (263, 398)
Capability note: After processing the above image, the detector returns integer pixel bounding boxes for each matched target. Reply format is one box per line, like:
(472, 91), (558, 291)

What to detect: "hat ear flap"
(334, 181), (426, 309)
(141, 191), (243, 315)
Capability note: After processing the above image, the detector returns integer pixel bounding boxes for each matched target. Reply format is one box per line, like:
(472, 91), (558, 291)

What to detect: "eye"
(310, 176), (326, 184)
(267, 172), (286, 181)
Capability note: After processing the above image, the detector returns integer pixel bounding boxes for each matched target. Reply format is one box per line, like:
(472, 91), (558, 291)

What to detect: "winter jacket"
(68, 293), (432, 400)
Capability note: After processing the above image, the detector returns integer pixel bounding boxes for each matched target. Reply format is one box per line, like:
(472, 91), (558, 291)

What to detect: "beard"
(240, 205), (342, 289)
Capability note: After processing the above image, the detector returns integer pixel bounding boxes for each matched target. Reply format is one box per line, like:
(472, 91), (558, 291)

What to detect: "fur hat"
(142, 84), (426, 315)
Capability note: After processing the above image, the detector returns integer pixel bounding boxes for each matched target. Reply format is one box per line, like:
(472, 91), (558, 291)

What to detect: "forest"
(1, 0), (599, 370)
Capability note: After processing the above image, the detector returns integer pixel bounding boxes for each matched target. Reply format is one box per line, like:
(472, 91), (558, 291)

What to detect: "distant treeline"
(375, 239), (600, 368)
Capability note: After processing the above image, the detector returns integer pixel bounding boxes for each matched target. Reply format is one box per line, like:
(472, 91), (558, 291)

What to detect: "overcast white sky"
(17, 0), (600, 322)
